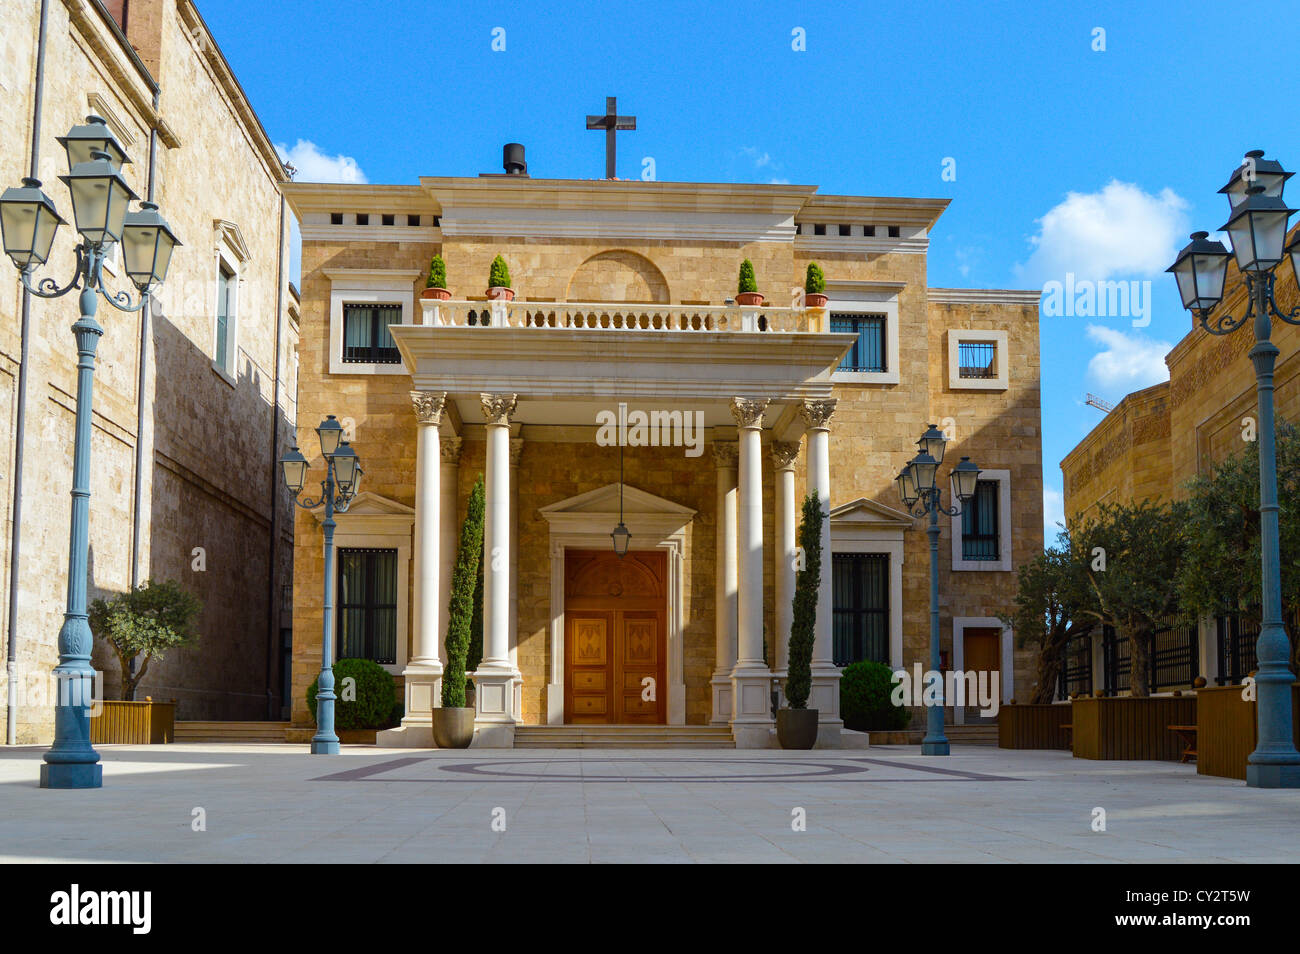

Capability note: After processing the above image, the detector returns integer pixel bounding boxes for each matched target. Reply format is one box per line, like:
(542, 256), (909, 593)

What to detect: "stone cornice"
(927, 288), (1043, 306)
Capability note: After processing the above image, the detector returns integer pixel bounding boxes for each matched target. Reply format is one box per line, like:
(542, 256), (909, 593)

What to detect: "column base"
(40, 762), (102, 789)
(732, 723), (775, 749)
(810, 664), (843, 727)
(400, 662), (443, 726)
(710, 671), (733, 725)
(375, 724), (434, 747)
(1247, 761), (1300, 788)
(472, 663), (520, 741)
(730, 663), (773, 747)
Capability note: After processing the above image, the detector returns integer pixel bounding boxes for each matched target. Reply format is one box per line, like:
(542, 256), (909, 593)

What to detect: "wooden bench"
(1168, 724), (1198, 763)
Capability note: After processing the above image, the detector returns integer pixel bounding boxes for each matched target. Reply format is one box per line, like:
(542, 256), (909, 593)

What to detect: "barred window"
(830, 313), (887, 372)
(961, 480), (1000, 561)
(958, 340), (997, 378)
(337, 548), (398, 665)
(832, 553), (889, 666)
(342, 303), (401, 364)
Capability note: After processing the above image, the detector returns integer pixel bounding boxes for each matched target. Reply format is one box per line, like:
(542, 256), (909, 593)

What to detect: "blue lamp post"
(896, 426), (981, 756)
(0, 117), (180, 790)
(1168, 149), (1300, 788)
(280, 418), (362, 754)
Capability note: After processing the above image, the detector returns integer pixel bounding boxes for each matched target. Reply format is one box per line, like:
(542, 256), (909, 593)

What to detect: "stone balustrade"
(418, 299), (826, 333)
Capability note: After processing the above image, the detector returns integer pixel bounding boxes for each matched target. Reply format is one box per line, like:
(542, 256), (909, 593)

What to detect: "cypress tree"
(786, 491), (823, 709)
(442, 475), (485, 708)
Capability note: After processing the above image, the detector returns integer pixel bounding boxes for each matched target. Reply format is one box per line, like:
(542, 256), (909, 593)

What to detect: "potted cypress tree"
(735, 258), (764, 306)
(804, 262), (828, 308)
(487, 254), (514, 301)
(778, 492), (822, 749)
(433, 475), (485, 748)
(420, 254), (450, 300)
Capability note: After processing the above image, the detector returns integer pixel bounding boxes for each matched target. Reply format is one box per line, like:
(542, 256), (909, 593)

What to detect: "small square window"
(888, 225), (900, 238)
(330, 212), (343, 225)
(407, 214), (421, 226)
(830, 313), (887, 372)
(958, 341), (997, 379)
(947, 330), (1008, 390)
(356, 213), (369, 226)
(382, 214), (395, 226)
(342, 303), (402, 364)
(839, 224), (851, 236)
(864, 225), (876, 237)
(814, 224), (826, 236)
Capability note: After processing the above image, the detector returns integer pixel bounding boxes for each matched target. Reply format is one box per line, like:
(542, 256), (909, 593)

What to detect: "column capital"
(729, 397), (770, 429)
(712, 441), (738, 470)
(440, 437), (463, 463)
(771, 440), (800, 471)
(799, 398), (837, 431)
(510, 437), (524, 467)
(410, 390), (447, 426)
(480, 392), (518, 426)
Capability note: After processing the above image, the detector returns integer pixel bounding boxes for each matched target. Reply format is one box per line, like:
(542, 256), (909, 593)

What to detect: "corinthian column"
(729, 397), (773, 748)
(800, 398), (842, 744)
(473, 392), (520, 746)
(379, 390), (445, 748)
(711, 441), (738, 724)
(771, 440), (800, 704)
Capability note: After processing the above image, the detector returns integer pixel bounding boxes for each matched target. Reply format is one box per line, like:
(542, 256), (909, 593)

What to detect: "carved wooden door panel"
(564, 550), (667, 724)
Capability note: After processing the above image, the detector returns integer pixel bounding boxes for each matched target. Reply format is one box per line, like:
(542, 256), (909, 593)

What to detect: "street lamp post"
(280, 418), (362, 754)
(0, 117), (180, 789)
(896, 425), (981, 756)
(1168, 149), (1300, 788)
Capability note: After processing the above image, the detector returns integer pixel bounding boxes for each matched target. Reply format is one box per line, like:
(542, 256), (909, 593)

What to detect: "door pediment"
(539, 482), (695, 539)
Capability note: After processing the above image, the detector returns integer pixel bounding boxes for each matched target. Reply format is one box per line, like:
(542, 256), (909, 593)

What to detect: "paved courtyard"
(1, 743), (1297, 863)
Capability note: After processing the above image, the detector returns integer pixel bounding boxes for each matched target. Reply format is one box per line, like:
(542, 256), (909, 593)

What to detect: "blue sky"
(198, 0), (1300, 538)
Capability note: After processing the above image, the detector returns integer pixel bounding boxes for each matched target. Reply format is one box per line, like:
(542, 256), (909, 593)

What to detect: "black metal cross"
(585, 96), (636, 179)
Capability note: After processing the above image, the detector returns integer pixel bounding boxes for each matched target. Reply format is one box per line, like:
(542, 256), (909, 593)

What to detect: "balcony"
(418, 299), (828, 334)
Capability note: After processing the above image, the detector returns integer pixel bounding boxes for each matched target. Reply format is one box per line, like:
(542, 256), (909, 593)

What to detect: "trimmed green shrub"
(89, 579), (203, 701)
(426, 254), (447, 289)
(443, 475), (486, 708)
(785, 491), (823, 709)
(805, 261), (825, 294)
(488, 254), (511, 289)
(306, 657), (397, 730)
(737, 258), (758, 294)
(468, 542), (484, 676)
(840, 661), (911, 731)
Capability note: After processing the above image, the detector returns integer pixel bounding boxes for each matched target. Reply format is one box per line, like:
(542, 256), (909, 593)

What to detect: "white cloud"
(1015, 180), (1189, 285)
(276, 140), (368, 184)
(739, 146), (772, 168)
(1043, 486), (1065, 541)
(1084, 324), (1171, 389)
(768, 177), (790, 185)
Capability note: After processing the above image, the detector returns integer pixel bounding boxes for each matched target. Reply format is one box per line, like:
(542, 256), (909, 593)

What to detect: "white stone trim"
(951, 469), (1013, 572)
(539, 483), (695, 726)
(947, 328), (1009, 391)
(314, 493), (415, 676)
(825, 283), (901, 386)
(211, 229), (243, 386)
(326, 269), (420, 376)
(950, 616), (1014, 725)
(928, 288), (1042, 306)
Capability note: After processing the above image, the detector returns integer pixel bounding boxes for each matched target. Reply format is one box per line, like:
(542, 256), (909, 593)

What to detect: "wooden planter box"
(998, 703), (1072, 749)
(1197, 684), (1300, 780)
(1071, 695), (1196, 761)
(89, 698), (175, 744)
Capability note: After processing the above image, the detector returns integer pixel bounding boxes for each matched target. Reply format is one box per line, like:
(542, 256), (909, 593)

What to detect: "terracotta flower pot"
(421, 287), (451, 300)
(735, 291), (764, 307)
(776, 708), (819, 749)
(431, 707), (475, 748)
(486, 286), (515, 302)
(804, 292), (828, 308)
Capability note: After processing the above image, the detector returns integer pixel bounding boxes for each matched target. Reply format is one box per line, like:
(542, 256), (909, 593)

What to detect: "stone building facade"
(286, 168), (1044, 745)
(0, 0), (297, 741)
(1060, 225), (1300, 691)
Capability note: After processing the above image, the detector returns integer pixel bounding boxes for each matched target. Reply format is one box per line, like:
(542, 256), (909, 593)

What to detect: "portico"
(379, 302), (854, 746)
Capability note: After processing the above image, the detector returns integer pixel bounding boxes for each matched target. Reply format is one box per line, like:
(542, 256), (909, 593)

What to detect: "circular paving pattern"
(434, 757), (871, 782)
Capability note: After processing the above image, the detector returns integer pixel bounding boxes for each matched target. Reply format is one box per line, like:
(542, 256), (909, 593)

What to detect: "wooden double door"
(564, 549), (667, 724)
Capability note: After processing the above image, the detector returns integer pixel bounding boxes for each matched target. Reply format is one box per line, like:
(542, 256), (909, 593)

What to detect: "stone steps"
(514, 725), (736, 748)
(174, 721), (290, 743)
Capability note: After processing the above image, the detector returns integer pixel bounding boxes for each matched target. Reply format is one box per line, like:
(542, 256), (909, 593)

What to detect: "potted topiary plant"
(735, 258), (764, 306)
(486, 254), (514, 302)
(778, 491), (823, 749)
(433, 474), (485, 748)
(804, 262), (827, 308)
(421, 253), (450, 300)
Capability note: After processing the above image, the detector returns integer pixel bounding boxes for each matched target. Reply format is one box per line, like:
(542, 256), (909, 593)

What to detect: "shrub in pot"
(778, 491), (823, 749)
(421, 254), (450, 300)
(434, 474), (485, 748)
(840, 661), (912, 731)
(486, 254), (514, 302)
(735, 258), (764, 307)
(306, 657), (396, 730)
(89, 578), (203, 702)
(804, 262), (828, 308)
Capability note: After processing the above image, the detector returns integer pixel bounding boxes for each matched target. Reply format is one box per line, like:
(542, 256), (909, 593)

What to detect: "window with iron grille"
(830, 313), (887, 372)
(958, 340), (997, 378)
(960, 480), (1000, 561)
(1057, 633), (1094, 699)
(342, 303), (401, 364)
(337, 548), (398, 665)
(832, 553), (889, 666)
